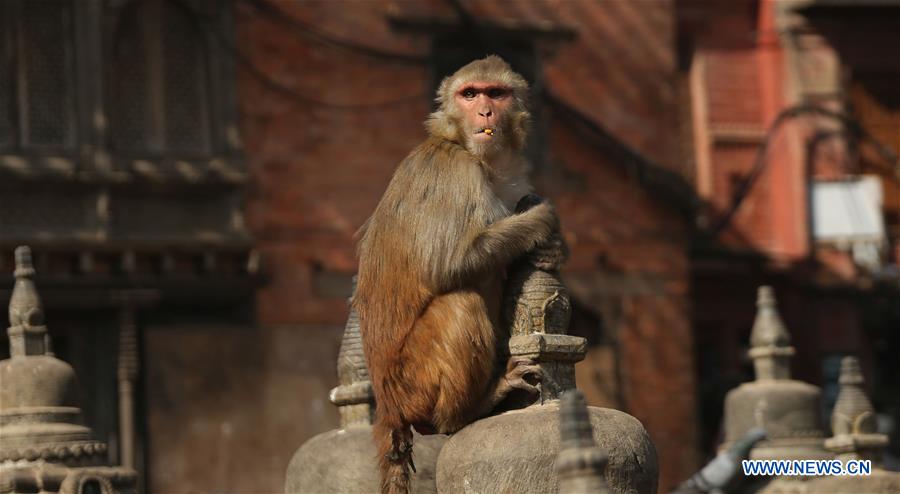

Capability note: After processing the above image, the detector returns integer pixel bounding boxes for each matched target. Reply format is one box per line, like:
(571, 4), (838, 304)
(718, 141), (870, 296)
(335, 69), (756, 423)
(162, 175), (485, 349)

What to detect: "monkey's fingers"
(506, 361), (543, 386)
(515, 193), (545, 213)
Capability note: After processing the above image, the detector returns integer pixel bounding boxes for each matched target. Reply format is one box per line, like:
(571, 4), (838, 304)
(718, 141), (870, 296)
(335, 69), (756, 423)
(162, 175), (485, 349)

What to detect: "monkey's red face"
(454, 81), (513, 146)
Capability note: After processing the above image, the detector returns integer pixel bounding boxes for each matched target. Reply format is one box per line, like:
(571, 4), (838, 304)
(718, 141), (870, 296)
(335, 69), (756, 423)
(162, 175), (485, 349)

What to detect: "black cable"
(710, 104), (900, 235)
(240, 0), (428, 65)
(170, 0), (429, 110)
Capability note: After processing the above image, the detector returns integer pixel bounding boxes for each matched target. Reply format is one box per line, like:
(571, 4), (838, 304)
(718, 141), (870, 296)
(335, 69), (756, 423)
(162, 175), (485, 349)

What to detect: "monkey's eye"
(487, 88), (509, 99)
(461, 88), (477, 99)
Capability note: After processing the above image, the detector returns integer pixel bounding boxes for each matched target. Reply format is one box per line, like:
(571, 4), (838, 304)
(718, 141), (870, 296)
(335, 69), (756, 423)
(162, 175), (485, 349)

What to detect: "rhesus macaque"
(354, 56), (558, 494)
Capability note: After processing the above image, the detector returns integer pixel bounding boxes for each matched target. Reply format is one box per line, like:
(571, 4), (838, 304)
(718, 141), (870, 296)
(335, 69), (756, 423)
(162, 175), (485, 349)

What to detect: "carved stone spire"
(329, 277), (375, 428)
(825, 356), (888, 463)
(748, 286), (795, 381)
(7, 246), (49, 357)
(556, 390), (609, 494)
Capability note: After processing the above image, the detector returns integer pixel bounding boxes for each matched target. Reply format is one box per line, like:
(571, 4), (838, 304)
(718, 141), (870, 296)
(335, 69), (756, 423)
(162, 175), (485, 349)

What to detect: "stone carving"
(0, 246), (136, 494)
(824, 356), (889, 462)
(503, 198), (580, 403)
(721, 286), (829, 461)
(285, 282), (445, 493)
(435, 214), (658, 494)
(557, 390), (610, 494)
(804, 356), (900, 494)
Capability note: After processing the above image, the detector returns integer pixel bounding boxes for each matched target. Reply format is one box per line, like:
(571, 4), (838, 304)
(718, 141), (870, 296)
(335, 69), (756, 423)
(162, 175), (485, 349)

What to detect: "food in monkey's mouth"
(477, 127), (495, 136)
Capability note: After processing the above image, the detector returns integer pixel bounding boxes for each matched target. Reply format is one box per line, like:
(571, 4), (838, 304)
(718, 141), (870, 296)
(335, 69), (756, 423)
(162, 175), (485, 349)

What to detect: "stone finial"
(748, 286), (795, 381)
(328, 277), (375, 428)
(556, 390), (609, 494)
(7, 246), (48, 357)
(825, 356), (888, 463)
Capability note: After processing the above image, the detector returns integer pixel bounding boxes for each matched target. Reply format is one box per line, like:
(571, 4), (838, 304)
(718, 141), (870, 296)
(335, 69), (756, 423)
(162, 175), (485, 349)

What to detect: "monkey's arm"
(442, 202), (558, 287)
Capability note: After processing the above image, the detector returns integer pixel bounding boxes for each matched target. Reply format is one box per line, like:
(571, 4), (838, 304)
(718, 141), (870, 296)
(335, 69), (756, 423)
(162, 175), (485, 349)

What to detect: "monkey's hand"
(514, 195), (566, 269)
(524, 233), (569, 271)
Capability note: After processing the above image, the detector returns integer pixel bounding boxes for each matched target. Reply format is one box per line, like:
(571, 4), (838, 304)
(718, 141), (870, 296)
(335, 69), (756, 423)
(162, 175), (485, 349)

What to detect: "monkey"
(354, 55), (559, 494)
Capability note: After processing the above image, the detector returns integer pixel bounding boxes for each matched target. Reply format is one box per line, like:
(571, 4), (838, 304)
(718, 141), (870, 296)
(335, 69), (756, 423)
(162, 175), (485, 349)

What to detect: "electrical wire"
(170, 0), (429, 110)
(240, 0), (428, 65)
(711, 104), (900, 235)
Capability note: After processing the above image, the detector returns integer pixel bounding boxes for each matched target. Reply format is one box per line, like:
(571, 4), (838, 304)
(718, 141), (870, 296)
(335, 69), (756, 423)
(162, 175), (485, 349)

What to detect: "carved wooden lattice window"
(0, 0), (78, 152)
(110, 0), (212, 156)
(0, 0), (239, 172)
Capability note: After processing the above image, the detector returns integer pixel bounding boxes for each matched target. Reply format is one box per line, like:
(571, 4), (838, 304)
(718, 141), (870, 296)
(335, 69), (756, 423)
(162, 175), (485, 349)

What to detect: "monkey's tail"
(374, 416), (415, 494)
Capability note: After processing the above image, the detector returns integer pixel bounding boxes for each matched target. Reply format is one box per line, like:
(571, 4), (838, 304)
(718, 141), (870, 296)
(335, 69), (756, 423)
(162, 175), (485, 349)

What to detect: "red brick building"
(677, 0), (900, 458)
(2, 1), (898, 493)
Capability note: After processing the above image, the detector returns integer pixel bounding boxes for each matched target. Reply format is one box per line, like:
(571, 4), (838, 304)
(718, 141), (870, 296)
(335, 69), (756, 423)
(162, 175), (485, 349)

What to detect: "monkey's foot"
(501, 356), (543, 396)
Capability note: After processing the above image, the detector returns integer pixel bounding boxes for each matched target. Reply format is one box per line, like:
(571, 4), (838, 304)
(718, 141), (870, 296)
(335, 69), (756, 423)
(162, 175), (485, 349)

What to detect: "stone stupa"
(721, 286), (830, 462)
(805, 356), (900, 493)
(434, 210), (658, 494)
(0, 247), (136, 494)
(284, 285), (446, 494)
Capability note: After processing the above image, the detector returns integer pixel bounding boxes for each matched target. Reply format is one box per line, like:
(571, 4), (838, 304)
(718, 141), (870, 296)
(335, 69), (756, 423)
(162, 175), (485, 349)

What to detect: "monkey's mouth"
(476, 127), (495, 136)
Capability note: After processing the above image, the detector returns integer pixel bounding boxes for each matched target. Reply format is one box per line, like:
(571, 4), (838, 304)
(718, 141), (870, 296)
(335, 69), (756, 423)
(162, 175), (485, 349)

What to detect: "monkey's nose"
(478, 108), (493, 118)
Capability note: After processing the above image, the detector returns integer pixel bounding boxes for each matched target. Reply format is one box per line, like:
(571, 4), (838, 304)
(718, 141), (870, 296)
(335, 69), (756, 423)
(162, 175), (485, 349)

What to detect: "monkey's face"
(453, 81), (514, 156)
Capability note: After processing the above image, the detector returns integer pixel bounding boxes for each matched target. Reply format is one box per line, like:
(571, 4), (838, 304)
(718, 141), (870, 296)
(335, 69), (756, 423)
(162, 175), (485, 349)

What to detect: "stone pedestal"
(437, 403), (654, 494)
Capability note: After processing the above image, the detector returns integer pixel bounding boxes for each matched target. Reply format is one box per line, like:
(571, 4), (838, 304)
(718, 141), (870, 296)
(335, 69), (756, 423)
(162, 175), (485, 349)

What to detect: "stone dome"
(0, 355), (78, 410)
(286, 428), (445, 494)
(436, 403), (657, 494)
(723, 380), (827, 460)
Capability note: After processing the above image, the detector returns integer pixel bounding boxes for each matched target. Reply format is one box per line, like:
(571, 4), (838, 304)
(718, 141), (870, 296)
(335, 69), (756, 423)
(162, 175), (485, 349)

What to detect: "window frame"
(0, 0), (244, 182)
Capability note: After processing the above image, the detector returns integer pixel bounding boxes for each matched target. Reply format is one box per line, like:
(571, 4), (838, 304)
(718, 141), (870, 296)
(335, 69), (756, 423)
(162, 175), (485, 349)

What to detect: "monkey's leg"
(409, 291), (502, 434)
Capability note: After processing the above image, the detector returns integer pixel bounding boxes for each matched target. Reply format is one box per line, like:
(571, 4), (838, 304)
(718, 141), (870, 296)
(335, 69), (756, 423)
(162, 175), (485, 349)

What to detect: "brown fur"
(354, 56), (555, 494)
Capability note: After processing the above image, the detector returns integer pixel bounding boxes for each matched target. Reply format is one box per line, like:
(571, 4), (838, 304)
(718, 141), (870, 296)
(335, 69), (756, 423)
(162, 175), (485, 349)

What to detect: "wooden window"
(0, 0), (240, 173)
(110, 0), (212, 156)
(0, 0), (78, 152)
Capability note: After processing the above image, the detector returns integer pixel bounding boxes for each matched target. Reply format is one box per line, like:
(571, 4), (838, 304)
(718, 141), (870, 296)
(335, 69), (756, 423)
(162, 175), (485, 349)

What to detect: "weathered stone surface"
(285, 427), (445, 494)
(436, 403), (657, 494)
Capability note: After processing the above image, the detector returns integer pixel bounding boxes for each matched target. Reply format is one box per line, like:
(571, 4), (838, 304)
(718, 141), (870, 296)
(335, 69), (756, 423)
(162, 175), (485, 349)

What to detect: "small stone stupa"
(435, 212), (657, 494)
(284, 287), (446, 494)
(0, 247), (136, 494)
(721, 286), (830, 461)
(805, 356), (900, 493)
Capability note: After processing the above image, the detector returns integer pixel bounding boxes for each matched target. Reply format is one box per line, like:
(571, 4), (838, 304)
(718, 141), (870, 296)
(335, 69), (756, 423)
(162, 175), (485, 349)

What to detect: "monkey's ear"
(510, 110), (531, 151)
(425, 111), (461, 143)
